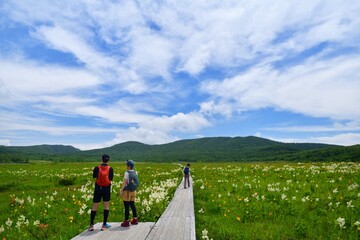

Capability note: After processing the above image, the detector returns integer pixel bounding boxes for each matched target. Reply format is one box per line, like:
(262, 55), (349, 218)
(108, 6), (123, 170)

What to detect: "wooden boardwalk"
(72, 177), (196, 240)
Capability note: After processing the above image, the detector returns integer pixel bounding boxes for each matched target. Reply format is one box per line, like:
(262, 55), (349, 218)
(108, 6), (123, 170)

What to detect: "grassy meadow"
(192, 162), (360, 240)
(0, 161), (359, 239)
(0, 162), (181, 239)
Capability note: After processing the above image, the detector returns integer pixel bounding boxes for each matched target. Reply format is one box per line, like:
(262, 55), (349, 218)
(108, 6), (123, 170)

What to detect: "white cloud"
(112, 112), (211, 144)
(35, 25), (118, 71)
(202, 55), (360, 121)
(312, 133), (360, 146)
(265, 121), (360, 132)
(1, 0), (360, 148)
(0, 58), (100, 100)
(0, 139), (11, 146)
(268, 133), (360, 146)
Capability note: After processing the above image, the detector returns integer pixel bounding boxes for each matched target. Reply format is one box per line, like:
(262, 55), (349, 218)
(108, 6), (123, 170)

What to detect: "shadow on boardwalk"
(72, 177), (196, 240)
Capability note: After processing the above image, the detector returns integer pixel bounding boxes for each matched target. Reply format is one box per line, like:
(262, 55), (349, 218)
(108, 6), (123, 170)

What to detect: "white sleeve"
(124, 171), (129, 180)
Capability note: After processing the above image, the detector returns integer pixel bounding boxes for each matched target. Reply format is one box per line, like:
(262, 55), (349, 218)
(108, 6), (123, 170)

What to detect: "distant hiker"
(183, 163), (191, 189)
(88, 154), (114, 231)
(120, 159), (139, 227)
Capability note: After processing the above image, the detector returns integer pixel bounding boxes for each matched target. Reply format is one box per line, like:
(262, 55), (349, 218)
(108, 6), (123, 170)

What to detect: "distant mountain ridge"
(0, 136), (359, 163)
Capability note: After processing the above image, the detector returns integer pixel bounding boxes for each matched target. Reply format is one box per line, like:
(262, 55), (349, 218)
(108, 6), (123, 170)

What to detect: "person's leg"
(121, 201), (131, 227)
(187, 175), (190, 187)
(129, 201), (138, 224)
(103, 201), (110, 225)
(124, 201), (130, 220)
(90, 202), (99, 226)
(129, 201), (137, 218)
(184, 175), (187, 188)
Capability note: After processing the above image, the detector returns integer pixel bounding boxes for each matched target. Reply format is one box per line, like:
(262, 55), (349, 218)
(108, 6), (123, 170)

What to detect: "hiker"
(183, 163), (190, 189)
(120, 159), (139, 227)
(88, 154), (114, 231)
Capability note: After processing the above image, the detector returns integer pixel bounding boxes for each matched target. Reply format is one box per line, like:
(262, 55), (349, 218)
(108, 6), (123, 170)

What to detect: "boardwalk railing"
(72, 177), (196, 240)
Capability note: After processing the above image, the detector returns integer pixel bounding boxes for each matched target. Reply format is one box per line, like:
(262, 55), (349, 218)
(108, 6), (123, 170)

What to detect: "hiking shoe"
(101, 223), (111, 231)
(130, 218), (138, 225)
(121, 220), (130, 227)
(88, 224), (94, 231)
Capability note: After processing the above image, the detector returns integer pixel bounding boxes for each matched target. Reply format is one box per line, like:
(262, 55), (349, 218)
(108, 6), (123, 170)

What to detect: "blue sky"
(0, 1), (359, 150)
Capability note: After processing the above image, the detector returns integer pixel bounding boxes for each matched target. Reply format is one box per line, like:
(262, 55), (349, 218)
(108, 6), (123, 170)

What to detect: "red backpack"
(96, 165), (111, 187)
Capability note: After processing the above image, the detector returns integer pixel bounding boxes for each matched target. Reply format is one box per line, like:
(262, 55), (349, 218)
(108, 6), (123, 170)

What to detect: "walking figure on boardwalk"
(88, 154), (114, 231)
(120, 159), (139, 227)
(183, 163), (191, 189)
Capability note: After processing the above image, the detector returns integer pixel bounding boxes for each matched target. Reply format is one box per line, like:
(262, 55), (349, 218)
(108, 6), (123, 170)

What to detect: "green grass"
(192, 162), (360, 240)
(1, 161), (359, 239)
(0, 162), (181, 239)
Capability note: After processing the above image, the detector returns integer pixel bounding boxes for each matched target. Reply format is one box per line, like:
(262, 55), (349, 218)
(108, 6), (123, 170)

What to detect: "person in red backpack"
(88, 154), (114, 231)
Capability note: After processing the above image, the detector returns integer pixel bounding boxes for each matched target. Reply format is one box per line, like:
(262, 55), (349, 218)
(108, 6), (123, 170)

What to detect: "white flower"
(79, 208), (84, 215)
(33, 220), (40, 226)
(6, 218), (13, 228)
(336, 217), (346, 229)
(0, 225), (4, 234)
(354, 221), (360, 226)
(202, 229), (209, 240)
(347, 201), (354, 208)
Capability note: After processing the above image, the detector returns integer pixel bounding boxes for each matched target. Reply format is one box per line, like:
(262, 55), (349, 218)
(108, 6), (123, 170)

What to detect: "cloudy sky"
(0, 0), (359, 150)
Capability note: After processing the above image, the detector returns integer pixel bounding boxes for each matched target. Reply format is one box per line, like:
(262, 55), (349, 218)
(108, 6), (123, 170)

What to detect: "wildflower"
(39, 223), (48, 229)
(198, 208), (204, 213)
(6, 218), (13, 228)
(336, 217), (346, 229)
(33, 220), (40, 226)
(236, 217), (241, 221)
(0, 225), (4, 234)
(354, 221), (360, 226)
(79, 208), (84, 215)
(347, 201), (354, 208)
(69, 216), (74, 223)
(202, 229), (209, 240)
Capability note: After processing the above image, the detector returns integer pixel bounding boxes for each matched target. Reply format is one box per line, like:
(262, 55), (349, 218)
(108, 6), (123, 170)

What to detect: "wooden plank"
(71, 176), (196, 240)
(146, 177), (196, 240)
(71, 222), (155, 240)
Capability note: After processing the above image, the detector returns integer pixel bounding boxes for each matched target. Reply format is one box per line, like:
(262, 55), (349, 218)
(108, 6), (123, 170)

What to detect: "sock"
(104, 209), (109, 224)
(90, 211), (96, 225)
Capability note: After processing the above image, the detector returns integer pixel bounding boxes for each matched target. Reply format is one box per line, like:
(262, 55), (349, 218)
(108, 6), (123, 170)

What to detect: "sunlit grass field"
(0, 161), (181, 239)
(192, 162), (360, 240)
(0, 161), (359, 239)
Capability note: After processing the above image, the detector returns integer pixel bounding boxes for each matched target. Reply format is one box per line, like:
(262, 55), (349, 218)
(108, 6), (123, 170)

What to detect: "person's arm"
(109, 167), (114, 181)
(92, 166), (98, 179)
(119, 172), (128, 195)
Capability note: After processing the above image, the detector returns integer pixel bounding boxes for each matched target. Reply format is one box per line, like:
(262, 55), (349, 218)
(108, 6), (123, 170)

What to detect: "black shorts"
(93, 184), (111, 203)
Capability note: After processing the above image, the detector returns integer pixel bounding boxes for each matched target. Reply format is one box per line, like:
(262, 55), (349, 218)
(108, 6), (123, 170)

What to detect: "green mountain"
(0, 136), (359, 163)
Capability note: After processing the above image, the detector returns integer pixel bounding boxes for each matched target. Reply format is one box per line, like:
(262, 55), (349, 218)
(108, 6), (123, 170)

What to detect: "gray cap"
(126, 159), (135, 168)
